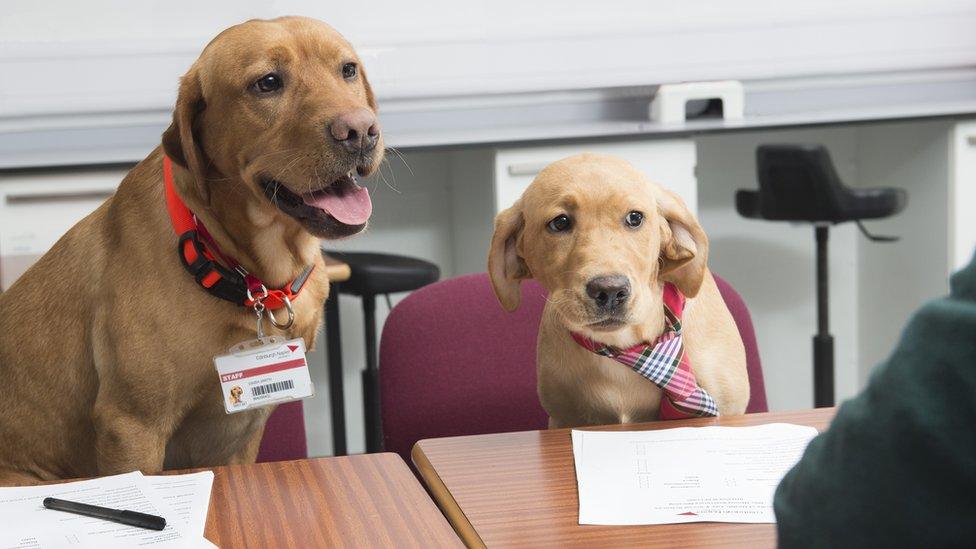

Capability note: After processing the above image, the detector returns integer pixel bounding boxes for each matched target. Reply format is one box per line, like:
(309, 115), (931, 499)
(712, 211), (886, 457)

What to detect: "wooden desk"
(188, 454), (462, 548)
(414, 408), (836, 548)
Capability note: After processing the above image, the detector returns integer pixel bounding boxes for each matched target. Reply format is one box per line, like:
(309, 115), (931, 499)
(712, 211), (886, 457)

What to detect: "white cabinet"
(0, 169), (125, 289)
(492, 140), (697, 213)
(448, 139), (697, 274)
(951, 122), (976, 272)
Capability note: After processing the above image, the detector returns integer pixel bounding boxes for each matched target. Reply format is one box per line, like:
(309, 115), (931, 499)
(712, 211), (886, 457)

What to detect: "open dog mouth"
(260, 173), (372, 238)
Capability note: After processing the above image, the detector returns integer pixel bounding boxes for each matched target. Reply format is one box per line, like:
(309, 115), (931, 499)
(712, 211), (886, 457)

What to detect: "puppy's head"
(488, 153), (707, 343)
(163, 16), (383, 239)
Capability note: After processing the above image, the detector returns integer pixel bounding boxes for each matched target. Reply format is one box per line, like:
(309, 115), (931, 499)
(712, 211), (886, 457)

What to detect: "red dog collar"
(163, 155), (314, 311)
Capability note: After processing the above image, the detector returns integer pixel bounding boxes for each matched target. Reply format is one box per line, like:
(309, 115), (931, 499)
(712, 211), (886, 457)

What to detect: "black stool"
(736, 144), (907, 408)
(322, 251), (439, 454)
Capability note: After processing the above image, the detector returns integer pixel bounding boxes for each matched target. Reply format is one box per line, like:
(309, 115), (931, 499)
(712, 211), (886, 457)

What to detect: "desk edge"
(412, 442), (486, 549)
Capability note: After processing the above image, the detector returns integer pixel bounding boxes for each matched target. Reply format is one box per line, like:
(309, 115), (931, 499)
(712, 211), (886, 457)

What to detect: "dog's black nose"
(330, 108), (380, 154)
(586, 275), (631, 310)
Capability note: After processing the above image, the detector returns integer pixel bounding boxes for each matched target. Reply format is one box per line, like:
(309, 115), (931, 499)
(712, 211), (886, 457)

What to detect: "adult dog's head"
(488, 154), (708, 345)
(163, 16), (383, 239)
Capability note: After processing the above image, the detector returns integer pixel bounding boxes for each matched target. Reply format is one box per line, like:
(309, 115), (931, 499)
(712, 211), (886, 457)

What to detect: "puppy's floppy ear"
(657, 189), (708, 297)
(162, 69), (211, 205)
(488, 200), (531, 312)
(358, 65), (378, 110)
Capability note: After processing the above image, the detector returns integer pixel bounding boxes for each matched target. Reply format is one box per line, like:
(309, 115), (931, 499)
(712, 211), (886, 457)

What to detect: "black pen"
(42, 497), (167, 531)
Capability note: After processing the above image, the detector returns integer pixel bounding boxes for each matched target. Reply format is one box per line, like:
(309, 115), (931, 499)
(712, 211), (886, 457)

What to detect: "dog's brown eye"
(547, 214), (572, 232)
(626, 211), (644, 228)
(253, 73), (283, 93)
(342, 62), (358, 79)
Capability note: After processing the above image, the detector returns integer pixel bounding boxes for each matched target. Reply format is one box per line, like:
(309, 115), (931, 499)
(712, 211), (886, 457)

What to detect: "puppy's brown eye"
(547, 214), (572, 232)
(253, 73), (283, 93)
(625, 211), (644, 228)
(342, 62), (358, 79)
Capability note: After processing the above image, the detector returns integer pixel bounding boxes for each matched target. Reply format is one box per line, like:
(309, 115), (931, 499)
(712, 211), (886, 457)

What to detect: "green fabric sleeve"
(774, 256), (976, 548)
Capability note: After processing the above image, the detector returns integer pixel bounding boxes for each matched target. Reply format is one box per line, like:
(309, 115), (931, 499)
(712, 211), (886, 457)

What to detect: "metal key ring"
(266, 295), (295, 330)
(246, 284), (269, 304)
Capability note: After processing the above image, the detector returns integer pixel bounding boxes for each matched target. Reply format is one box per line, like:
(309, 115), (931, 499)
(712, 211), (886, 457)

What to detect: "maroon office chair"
(714, 275), (768, 414)
(255, 401), (308, 462)
(379, 272), (766, 465)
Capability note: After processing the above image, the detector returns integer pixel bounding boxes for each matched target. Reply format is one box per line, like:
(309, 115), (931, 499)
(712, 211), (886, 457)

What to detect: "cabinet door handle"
(506, 162), (551, 177)
(4, 189), (115, 205)
(967, 135), (976, 147)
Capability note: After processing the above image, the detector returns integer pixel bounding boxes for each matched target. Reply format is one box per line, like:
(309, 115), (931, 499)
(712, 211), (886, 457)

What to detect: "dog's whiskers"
(376, 160), (401, 195)
(265, 152), (309, 193)
(311, 165), (321, 197)
(386, 146), (414, 176)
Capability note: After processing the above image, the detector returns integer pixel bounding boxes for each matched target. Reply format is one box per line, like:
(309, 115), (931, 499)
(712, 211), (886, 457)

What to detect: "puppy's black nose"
(330, 108), (380, 154)
(586, 275), (631, 310)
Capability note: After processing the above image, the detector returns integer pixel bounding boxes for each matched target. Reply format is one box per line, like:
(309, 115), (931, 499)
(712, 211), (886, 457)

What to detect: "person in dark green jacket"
(774, 255), (976, 547)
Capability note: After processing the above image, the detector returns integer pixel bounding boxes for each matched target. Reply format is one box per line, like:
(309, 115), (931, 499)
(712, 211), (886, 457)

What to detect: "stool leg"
(361, 294), (383, 453)
(325, 288), (347, 456)
(813, 226), (835, 408)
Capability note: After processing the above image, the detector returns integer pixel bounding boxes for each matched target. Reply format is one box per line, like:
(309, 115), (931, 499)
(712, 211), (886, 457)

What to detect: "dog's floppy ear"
(488, 200), (531, 312)
(358, 65), (378, 110)
(657, 189), (708, 297)
(162, 69), (210, 206)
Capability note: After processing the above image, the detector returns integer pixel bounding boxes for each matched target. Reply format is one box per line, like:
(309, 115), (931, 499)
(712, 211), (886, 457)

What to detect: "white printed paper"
(0, 532), (35, 549)
(572, 423), (818, 525)
(0, 471), (215, 548)
(0, 472), (183, 548)
(147, 471), (215, 538)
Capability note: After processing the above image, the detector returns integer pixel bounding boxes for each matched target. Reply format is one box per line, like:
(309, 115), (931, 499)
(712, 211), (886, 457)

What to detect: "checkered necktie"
(571, 283), (719, 419)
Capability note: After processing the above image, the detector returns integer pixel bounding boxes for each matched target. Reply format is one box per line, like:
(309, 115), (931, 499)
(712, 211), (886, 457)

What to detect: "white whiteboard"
(2, 0), (976, 118)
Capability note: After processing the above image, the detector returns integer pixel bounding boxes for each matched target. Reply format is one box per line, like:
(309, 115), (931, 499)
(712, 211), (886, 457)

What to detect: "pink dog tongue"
(303, 185), (372, 225)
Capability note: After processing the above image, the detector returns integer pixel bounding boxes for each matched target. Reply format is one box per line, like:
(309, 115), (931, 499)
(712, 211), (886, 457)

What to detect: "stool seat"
(329, 252), (440, 296)
(735, 143), (909, 409)
(736, 144), (907, 223)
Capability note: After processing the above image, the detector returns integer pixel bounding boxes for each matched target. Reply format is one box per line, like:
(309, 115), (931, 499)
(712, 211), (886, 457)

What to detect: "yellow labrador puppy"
(489, 154), (748, 428)
(0, 16), (382, 484)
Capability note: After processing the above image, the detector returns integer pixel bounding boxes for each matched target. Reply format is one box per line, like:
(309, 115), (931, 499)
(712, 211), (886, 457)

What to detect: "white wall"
(697, 129), (861, 410)
(697, 121), (956, 410)
(855, 121), (953, 384)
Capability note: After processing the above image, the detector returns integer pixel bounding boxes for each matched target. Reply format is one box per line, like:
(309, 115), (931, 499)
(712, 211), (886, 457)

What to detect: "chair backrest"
(755, 144), (844, 222)
(380, 272), (767, 464)
(380, 273), (549, 463)
(256, 401), (308, 462)
(712, 274), (768, 413)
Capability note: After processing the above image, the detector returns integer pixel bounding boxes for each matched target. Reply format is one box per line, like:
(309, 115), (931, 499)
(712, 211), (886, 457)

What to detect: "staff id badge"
(214, 336), (314, 414)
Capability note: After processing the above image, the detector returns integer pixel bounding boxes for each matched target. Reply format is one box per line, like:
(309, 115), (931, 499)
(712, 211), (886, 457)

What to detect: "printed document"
(572, 423), (818, 525)
(0, 470), (215, 548)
